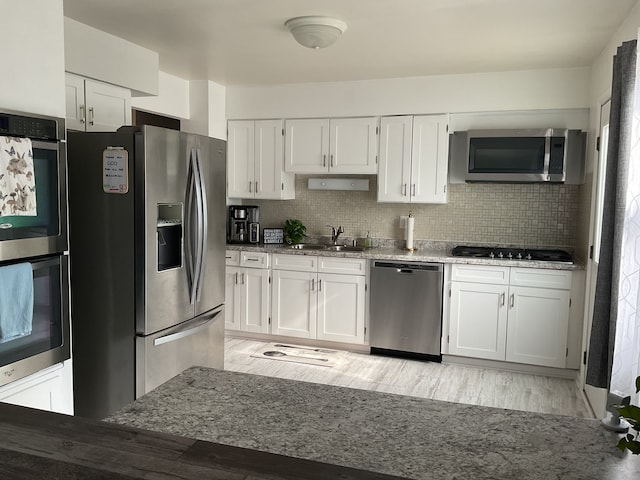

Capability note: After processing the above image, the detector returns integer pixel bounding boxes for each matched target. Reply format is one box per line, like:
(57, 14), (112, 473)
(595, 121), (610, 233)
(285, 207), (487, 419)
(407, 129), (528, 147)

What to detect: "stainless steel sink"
(324, 245), (365, 252)
(287, 244), (327, 250)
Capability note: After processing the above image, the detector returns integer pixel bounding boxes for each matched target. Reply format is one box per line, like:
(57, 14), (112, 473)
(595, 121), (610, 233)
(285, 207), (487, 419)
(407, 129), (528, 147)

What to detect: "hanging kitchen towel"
(0, 262), (33, 344)
(0, 136), (37, 217)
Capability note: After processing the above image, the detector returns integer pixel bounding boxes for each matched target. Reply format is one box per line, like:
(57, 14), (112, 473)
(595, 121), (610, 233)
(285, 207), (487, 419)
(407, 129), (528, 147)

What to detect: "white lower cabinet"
(271, 254), (367, 344)
(447, 264), (571, 368)
(449, 282), (507, 361)
(272, 269), (317, 338)
(316, 272), (366, 343)
(0, 360), (73, 415)
(505, 286), (570, 367)
(225, 251), (270, 334)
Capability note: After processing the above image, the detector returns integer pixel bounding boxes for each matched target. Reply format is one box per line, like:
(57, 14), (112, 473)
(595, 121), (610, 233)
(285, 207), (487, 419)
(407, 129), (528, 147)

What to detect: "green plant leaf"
(617, 436), (640, 454)
(616, 404), (640, 424)
(283, 219), (307, 244)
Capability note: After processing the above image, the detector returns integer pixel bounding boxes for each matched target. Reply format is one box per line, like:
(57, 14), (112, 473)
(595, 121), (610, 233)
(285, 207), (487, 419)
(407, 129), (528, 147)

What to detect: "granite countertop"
(107, 367), (639, 480)
(226, 243), (583, 271)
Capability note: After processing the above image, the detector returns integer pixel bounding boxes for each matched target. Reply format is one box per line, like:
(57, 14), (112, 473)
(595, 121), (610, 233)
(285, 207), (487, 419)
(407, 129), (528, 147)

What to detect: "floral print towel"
(0, 136), (37, 216)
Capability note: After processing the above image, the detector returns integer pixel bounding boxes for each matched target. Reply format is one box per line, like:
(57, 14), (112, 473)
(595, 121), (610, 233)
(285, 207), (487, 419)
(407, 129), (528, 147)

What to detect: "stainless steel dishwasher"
(369, 260), (443, 361)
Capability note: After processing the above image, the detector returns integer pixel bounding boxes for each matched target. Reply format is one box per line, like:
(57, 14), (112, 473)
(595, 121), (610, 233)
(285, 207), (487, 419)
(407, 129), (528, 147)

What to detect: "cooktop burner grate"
(452, 246), (573, 263)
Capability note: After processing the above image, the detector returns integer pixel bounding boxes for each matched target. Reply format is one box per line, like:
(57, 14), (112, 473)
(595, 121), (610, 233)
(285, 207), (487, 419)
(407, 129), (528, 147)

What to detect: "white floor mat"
(251, 342), (343, 367)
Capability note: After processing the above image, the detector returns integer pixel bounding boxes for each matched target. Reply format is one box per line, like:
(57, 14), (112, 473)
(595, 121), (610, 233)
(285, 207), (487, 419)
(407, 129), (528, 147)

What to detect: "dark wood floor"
(0, 402), (410, 480)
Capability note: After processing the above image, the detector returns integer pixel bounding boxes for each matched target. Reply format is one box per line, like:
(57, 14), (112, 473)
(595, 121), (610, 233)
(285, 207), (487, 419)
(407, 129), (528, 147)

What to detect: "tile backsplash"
(249, 176), (580, 249)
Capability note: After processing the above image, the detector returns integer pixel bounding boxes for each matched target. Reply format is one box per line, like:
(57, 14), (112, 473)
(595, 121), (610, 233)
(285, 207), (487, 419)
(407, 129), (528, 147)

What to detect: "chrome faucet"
(326, 224), (344, 245)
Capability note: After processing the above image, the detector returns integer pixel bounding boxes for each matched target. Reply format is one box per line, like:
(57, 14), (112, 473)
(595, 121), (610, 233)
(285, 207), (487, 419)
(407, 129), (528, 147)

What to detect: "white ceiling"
(63, 0), (637, 87)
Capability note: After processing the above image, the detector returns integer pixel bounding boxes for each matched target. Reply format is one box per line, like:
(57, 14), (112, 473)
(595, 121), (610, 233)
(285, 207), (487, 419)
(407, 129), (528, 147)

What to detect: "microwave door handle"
(543, 129), (552, 180)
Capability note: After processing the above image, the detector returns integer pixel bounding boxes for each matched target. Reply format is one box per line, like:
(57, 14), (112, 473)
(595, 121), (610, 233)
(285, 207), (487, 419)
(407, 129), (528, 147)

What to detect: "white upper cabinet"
(227, 119), (295, 200)
(329, 117), (378, 174)
(65, 73), (131, 132)
(378, 114), (449, 204)
(285, 117), (378, 174)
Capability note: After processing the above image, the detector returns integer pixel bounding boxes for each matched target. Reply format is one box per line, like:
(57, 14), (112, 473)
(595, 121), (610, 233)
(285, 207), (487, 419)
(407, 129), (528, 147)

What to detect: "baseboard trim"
(442, 354), (578, 379)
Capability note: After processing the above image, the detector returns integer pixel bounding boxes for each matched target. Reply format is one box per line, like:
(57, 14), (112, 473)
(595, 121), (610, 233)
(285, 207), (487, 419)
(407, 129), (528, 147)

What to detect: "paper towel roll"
(406, 215), (415, 250)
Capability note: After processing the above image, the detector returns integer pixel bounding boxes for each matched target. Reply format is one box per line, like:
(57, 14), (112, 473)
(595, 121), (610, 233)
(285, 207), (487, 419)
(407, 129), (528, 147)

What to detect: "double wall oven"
(0, 109), (69, 387)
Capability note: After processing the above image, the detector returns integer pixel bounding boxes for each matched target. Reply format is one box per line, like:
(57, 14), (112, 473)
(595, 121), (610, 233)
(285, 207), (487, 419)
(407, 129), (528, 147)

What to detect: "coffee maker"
(227, 205), (260, 244)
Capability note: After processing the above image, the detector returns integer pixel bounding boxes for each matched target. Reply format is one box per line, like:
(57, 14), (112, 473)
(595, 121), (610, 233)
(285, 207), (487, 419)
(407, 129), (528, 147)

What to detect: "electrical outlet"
(400, 216), (408, 229)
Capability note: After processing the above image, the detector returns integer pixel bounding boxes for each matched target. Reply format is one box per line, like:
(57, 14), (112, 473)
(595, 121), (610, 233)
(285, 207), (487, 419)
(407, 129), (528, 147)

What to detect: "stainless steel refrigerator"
(67, 125), (226, 419)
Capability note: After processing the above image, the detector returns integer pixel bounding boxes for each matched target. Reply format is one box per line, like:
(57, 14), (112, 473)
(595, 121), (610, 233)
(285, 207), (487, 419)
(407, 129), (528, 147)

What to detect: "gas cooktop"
(452, 245), (573, 263)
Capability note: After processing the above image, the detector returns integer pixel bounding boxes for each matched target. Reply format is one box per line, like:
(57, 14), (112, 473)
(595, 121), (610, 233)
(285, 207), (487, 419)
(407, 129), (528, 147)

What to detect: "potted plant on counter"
(283, 219), (307, 245)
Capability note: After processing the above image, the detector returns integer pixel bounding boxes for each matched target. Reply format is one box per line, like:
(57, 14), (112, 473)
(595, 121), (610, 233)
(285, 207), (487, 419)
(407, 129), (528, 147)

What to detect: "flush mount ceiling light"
(284, 16), (347, 49)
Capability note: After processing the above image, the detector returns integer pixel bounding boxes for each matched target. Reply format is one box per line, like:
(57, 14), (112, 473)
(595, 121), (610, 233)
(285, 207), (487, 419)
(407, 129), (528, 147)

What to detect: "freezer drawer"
(135, 306), (224, 397)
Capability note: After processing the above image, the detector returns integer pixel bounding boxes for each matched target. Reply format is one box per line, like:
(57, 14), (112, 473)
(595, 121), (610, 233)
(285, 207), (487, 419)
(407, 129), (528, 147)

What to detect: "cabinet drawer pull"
(255, 181), (259, 193)
(311, 278), (315, 291)
(88, 107), (95, 126)
(330, 154), (334, 167)
(510, 293), (515, 308)
(234, 272), (239, 284)
(318, 279), (322, 291)
(79, 105), (86, 124)
(246, 258), (260, 262)
(249, 181), (252, 192)
(500, 292), (505, 306)
(323, 155), (327, 167)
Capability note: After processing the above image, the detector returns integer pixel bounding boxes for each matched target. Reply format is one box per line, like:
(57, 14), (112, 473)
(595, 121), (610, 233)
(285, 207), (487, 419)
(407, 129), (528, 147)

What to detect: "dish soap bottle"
(363, 231), (373, 249)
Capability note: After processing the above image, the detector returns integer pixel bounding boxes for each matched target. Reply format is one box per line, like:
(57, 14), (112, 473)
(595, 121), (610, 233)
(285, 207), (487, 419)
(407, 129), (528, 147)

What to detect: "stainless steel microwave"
(449, 128), (586, 184)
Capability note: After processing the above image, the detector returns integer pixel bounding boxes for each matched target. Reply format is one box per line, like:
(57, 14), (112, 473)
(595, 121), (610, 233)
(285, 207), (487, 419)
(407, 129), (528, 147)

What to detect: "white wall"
(181, 80), (227, 140)
(226, 67), (591, 119)
(64, 17), (159, 96)
(131, 71), (190, 119)
(0, 0), (65, 117)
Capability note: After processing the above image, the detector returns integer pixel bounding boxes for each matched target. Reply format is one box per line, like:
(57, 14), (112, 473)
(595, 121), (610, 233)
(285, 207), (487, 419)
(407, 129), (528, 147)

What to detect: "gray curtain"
(586, 40), (637, 389)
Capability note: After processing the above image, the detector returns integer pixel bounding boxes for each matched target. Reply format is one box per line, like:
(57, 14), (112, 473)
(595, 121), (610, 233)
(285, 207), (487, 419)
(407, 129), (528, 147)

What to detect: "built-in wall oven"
(0, 109), (70, 387)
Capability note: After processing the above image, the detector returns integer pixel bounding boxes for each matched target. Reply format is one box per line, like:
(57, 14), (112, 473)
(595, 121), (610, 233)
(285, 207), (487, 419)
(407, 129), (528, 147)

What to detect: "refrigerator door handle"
(194, 147), (208, 302)
(185, 148), (199, 304)
(190, 147), (205, 304)
(153, 309), (222, 346)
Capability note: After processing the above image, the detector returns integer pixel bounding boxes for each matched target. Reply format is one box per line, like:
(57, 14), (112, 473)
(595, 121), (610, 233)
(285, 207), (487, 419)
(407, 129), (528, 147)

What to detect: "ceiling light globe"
(284, 16), (347, 49)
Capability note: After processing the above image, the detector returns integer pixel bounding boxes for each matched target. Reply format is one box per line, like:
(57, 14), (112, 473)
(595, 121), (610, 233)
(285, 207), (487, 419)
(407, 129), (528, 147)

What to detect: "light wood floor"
(224, 337), (593, 418)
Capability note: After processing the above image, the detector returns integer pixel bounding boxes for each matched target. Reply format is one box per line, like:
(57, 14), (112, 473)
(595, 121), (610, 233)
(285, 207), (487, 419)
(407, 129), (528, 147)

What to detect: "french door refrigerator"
(67, 125), (226, 419)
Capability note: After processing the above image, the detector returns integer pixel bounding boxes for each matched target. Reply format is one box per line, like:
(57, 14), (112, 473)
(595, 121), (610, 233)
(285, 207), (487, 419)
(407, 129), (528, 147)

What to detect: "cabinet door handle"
(234, 272), (238, 285)
(79, 105), (86, 124)
(403, 184), (407, 196)
(500, 292), (505, 306)
(242, 273), (246, 285)
(88, 107), (95, 126)
(411, 184), (416, 196)
(249, 181), (252, 193)
(318, 279), (322, 292)
(330, 154), (334, 167)
(255, 181), (259, 193)
(311, 278), (315, 291)
(323, 155), (327, 167)
(510, 293), (515, 308)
